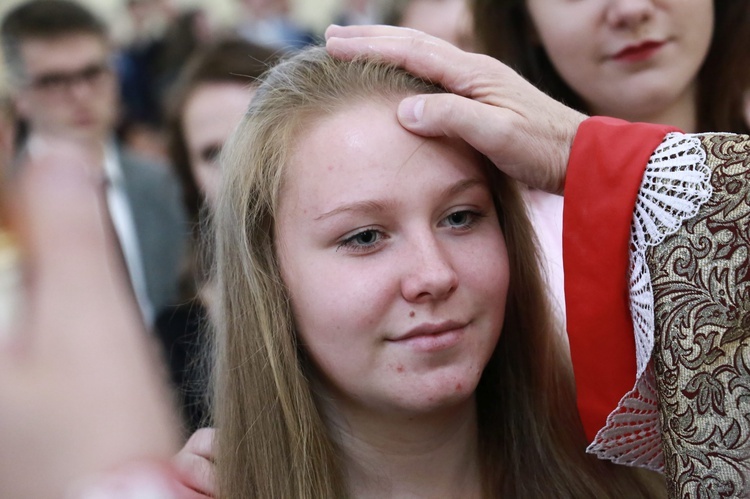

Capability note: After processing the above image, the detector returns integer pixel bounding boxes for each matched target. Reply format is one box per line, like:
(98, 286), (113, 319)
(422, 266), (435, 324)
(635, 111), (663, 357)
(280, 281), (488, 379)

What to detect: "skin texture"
(182, 82), (255, 208)
(275, 100), (507, 497)
(14, 34), (118, 143)
(277, 100), (508, 419)
(325, 25), (587, 194)
(525, 0), (713, 131)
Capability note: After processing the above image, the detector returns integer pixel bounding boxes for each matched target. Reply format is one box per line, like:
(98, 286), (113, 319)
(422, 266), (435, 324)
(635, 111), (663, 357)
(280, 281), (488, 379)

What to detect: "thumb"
(398, 94), (467, 138)
(397, 93), (578, 194)
(397, 93), (514, 147)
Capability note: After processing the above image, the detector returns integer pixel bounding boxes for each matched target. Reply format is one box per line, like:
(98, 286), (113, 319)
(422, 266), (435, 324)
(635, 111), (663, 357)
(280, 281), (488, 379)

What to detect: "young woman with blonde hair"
(209, 47), (664, 497)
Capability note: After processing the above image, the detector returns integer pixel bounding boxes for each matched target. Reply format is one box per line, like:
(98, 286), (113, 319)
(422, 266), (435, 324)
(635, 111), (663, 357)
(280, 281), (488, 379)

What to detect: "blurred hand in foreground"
(0, 139), (181, 498)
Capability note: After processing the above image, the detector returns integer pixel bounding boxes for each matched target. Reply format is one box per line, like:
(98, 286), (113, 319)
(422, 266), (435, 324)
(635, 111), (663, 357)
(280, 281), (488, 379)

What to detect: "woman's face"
(399, 0), (474, 50)
(183, 82), (255, 208)
(525, 0), (713, 122)
(275, 100), (509, 417)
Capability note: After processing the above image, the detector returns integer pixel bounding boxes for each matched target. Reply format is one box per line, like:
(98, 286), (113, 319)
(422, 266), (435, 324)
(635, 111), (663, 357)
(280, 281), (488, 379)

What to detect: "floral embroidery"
(649, 134), (750, 498)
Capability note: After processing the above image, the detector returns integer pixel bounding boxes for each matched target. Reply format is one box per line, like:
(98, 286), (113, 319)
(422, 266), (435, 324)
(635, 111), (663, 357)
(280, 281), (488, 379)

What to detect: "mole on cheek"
(455, 382), (462, 392)
(396, 365), (405, 373)
(409, 311), (415, 318)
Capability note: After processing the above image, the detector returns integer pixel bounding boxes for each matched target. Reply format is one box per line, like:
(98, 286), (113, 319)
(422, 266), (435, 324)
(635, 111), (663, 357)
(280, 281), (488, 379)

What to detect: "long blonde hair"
(213, 47), (664, 498)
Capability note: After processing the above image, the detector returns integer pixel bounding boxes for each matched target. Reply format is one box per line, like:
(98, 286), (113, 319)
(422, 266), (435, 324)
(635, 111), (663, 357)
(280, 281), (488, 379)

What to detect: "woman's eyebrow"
(314, 200), (392, 221)
(441, 178), (485, 199)
(313, 177), (486, 222)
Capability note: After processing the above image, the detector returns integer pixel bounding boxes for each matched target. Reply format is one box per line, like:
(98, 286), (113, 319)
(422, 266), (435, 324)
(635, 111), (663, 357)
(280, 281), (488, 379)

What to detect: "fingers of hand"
(398, 93), (513, 151)
(17, 149), (139, 361)
(325, 24), (425, 40)
(173, 430), (216, 495)
(21, 149), (110, 295)
(173, 455), (215, 495)
(182, 428), (216, 460)
(326, 30), (487, 95)
(172, 481), (215, 499)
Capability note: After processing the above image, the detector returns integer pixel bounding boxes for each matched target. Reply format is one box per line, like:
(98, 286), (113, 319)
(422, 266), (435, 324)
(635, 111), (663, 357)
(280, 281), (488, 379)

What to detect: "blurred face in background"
(182, 82), (255, 207)
(240, 0), (285, 17)
(13, 33), (118, 143)
(525, 0), (713, 126)
(399, 0), (474, 50)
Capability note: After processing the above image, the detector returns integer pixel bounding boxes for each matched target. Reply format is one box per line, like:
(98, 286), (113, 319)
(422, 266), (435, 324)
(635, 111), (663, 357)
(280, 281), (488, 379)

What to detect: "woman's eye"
(200, 144), (222, 165)
(443, 210), (483, 229)
(337, 229), (383, 252)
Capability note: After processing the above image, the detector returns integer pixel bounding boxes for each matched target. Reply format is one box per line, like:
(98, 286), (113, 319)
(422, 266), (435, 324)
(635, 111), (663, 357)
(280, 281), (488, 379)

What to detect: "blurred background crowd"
(0, 0), (748, 497)
(0, 0), (475, 440)
(0, 0), (472, 168)
(1, 0), (748, 440)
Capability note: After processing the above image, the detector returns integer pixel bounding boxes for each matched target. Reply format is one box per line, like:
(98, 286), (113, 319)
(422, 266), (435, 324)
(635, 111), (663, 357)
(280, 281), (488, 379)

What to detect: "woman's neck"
(321, 395), (484, 499)
(593, 81), (699, 133)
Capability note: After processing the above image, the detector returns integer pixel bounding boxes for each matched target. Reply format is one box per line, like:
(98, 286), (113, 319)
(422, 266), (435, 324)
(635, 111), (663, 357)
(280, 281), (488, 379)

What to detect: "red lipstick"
(613, 40), (665, 63)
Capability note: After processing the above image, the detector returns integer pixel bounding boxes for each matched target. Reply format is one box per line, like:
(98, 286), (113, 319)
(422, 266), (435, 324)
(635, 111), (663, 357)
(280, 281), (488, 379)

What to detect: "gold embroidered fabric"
(647, 134), (750, 498)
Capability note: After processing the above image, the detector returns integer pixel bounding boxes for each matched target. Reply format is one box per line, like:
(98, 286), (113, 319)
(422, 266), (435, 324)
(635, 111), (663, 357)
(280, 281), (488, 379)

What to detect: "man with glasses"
(1, 0), (186, 325)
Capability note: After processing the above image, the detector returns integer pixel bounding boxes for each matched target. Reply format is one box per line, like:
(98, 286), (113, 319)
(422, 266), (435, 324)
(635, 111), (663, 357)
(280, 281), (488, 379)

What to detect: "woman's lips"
(612, 40), (666, 63)
(388, 321), (467, 352)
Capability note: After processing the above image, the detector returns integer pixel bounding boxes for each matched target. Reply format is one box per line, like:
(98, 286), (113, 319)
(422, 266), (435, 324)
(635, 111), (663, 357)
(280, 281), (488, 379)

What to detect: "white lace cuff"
(585, 132), (712, 471)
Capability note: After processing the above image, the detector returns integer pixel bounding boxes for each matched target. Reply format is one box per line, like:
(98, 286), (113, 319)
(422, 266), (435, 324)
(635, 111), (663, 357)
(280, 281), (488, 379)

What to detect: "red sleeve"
(562, 117), (679, 442)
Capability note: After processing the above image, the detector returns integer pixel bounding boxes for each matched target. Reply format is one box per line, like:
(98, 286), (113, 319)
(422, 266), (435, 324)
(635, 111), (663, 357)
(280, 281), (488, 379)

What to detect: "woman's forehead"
(276, 101), (487, 216)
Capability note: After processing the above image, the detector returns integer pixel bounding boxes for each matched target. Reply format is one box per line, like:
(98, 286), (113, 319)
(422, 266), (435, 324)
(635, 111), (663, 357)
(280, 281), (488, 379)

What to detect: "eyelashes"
(336, 209), (486, 254)
(199, 144), (222, 165)
(338, 228), (384, 252)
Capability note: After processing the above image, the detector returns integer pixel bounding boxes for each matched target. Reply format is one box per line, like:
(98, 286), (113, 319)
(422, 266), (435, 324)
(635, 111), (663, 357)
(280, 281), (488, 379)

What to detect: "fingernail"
(398, 97), (425, 125)
(324, 24), (341, 40)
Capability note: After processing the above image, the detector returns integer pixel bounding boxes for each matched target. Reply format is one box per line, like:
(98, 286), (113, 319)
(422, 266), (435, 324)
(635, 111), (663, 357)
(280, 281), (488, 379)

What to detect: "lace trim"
(585, 132), (712, 471)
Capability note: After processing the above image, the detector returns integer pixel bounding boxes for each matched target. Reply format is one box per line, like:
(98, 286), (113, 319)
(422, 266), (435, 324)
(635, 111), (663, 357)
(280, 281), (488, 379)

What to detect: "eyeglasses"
(25, 61), (112, 95)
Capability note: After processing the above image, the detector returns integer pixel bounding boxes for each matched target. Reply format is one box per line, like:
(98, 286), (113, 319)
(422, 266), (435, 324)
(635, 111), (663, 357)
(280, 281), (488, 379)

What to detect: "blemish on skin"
(396, 364), (405, 373)
(409, 311), (415, 318)
(455, 383), (462, 392)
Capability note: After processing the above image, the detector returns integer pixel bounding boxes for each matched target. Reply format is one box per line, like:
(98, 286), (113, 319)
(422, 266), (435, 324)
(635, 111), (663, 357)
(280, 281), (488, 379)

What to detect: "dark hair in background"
(165, 37), (281, 224)
(1, 0), (108, 83)
(155, 37), (281, 435)
(472, 0), (750, 135)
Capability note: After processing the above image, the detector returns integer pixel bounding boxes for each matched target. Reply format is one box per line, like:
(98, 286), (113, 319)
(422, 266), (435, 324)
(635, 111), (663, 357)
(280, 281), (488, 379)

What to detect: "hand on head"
(0, 141), (180, 498)
(325, 25), (587, 194)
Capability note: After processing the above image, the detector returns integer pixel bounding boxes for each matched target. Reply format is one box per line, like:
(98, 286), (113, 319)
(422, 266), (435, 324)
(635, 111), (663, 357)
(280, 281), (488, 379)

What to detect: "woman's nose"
(400, 234), (459, 303)
(605, 0), (656, 31)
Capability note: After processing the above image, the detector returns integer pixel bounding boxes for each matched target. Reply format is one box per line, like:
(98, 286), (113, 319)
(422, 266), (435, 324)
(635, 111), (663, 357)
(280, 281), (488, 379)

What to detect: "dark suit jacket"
(118, 147), (187, 318)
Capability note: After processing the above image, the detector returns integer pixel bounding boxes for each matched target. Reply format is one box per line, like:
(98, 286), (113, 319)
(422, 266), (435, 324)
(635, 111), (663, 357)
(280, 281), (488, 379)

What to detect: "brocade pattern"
(647, 134), (750, 498)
